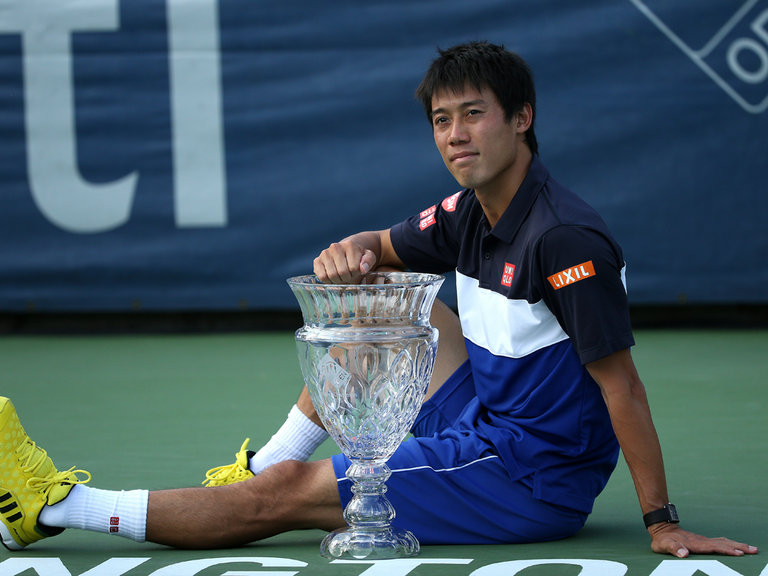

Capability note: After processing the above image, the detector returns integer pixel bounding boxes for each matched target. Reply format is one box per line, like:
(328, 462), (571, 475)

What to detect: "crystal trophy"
(287, 272), (443, 559)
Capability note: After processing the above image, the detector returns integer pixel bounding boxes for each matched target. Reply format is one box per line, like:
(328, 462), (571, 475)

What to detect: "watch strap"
(643, 503), (679, 528)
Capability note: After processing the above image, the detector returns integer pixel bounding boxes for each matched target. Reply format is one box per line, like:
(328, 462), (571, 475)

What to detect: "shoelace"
(27, 468), (92, 493)
(16, 439), (91, 494)
(203, 438), (251, 486)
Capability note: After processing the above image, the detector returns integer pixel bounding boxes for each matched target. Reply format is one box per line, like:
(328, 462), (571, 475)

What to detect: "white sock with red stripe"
(39, 484), (148, 542)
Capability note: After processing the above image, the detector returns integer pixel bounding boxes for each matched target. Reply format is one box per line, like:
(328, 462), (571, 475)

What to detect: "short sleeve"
(534, 225), (634, 364)
(389, 190), (468, 273)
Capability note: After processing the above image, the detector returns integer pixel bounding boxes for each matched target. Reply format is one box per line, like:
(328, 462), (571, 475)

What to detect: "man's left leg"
(0, 396), (344, 550)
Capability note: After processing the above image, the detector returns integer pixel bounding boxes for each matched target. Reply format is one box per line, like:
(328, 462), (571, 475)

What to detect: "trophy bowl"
(287, 272), (444, 559)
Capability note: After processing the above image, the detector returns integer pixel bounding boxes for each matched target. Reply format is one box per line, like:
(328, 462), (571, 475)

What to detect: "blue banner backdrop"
(0, 0), (765, 311)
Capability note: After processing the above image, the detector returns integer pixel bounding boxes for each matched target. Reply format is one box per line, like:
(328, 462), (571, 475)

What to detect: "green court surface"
(0, 330), (765, 575)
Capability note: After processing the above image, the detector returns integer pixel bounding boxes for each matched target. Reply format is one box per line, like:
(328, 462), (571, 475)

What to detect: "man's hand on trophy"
(314, 240), (378, 284)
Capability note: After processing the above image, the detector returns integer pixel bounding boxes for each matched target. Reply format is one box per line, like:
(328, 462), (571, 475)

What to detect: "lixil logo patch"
(548, 261), (596, 290)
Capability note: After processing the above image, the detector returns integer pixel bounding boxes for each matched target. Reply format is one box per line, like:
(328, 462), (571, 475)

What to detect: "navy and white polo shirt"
(389, 156), (634, 513)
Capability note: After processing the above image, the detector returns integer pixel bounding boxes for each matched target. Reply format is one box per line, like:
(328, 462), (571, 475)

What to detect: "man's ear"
(515, 102), (533, 133)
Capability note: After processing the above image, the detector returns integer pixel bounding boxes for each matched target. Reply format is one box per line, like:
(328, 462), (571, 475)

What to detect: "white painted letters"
(0, 557), (150, 576)
(148, 556), (305, 576)
(0, 556), (764, 576)
(330, 558), (473, 576)
(649, 559), (764, 576)
(468, 558), (627, 576)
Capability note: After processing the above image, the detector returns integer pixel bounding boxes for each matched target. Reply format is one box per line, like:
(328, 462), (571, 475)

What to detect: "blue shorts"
(331, 361), (588, 545)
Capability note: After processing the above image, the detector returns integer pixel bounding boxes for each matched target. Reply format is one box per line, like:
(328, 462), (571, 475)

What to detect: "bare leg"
(147, 459), (344, 548)
(424, 298), (467, 401)
(296, 385), (323, 428)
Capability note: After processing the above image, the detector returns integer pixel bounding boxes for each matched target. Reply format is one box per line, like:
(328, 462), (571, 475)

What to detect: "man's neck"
(475, 148), (533, 228)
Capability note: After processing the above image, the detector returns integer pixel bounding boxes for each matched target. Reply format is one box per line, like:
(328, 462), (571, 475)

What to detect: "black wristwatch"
(643, 503), (679, 528)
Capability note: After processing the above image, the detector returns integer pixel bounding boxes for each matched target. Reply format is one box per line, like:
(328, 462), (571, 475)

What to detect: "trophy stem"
(320, 461), (419, 559)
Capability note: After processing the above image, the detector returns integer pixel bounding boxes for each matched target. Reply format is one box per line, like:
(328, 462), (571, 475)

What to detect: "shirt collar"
(487, 155), (549, 242)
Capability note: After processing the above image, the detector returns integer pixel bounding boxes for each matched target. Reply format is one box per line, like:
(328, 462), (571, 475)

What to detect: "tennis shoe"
(0, 397), (91, 550)
(203, 438), (255, 487)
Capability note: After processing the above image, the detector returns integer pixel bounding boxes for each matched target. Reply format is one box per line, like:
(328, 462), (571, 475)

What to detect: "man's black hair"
(415, 41), (538, 155)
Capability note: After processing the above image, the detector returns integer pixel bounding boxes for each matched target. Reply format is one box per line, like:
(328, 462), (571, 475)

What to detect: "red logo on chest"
(501, 263), (515, 287)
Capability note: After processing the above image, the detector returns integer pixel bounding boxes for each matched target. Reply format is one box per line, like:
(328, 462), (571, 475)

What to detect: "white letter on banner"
(752, 9), (768, 47)
(649, 559), (759, 576)
(330, 558), (474, 575)
(727, 38), (768, 84)
(0, 557), (150, 576)
(0, 0), (138, 233)
(148, 556), (305, 576)
(166, 0), (228, 228)
(468, 558), (627, 576)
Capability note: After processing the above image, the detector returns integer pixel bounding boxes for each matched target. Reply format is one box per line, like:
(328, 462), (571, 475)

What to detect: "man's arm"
(242, 230), (406, 474)
(313, 229), (405, 284)
(586, 349), (758, 558)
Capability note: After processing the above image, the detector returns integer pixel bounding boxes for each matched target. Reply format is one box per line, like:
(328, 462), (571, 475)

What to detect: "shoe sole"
(0, 520), (24, 551)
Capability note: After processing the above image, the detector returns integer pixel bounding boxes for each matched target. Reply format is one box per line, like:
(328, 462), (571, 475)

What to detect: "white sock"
(39, 484), (149, 542)
(249, 405), (328, 475)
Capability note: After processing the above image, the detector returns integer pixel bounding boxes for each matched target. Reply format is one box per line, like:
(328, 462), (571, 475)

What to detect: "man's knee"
(261, 460), (323, 493)
(239, 459), (343, 531)
(241, 460), (322, 500)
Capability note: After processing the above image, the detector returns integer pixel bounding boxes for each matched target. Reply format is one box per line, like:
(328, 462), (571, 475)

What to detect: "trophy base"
(320, 526), (420, 560)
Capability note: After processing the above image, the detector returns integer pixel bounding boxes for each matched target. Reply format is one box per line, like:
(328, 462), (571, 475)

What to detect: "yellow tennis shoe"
(0, 397), (91, 550)
(202, 438), (255, 487)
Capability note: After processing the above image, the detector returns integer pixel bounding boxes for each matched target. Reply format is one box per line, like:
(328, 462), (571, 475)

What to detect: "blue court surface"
(0, 329), (765, 575)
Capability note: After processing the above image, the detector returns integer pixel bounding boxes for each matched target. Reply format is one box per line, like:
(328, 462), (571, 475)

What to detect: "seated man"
(0, 41), (757, 558)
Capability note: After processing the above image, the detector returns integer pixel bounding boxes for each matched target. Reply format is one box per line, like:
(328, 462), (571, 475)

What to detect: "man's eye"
(434, 117), (448, 126)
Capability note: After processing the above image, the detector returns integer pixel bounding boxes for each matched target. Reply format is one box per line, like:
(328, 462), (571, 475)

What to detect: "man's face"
(430, 85), (525, 194)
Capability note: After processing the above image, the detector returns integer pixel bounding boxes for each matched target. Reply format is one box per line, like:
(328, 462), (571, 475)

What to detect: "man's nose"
(449, 120), (469, 144)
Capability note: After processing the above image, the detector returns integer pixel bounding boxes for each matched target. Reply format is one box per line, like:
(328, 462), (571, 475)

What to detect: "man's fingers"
(651, 534), (688, 558)
(694, 538), (759, 556)
(651, 526), (758, 558)
(325, 243), (353, 283)
(358, 250), (376, 276)
(314, 242), (372, 284)
(313, 247), (341, 283)
(673, 544), (689, 558)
